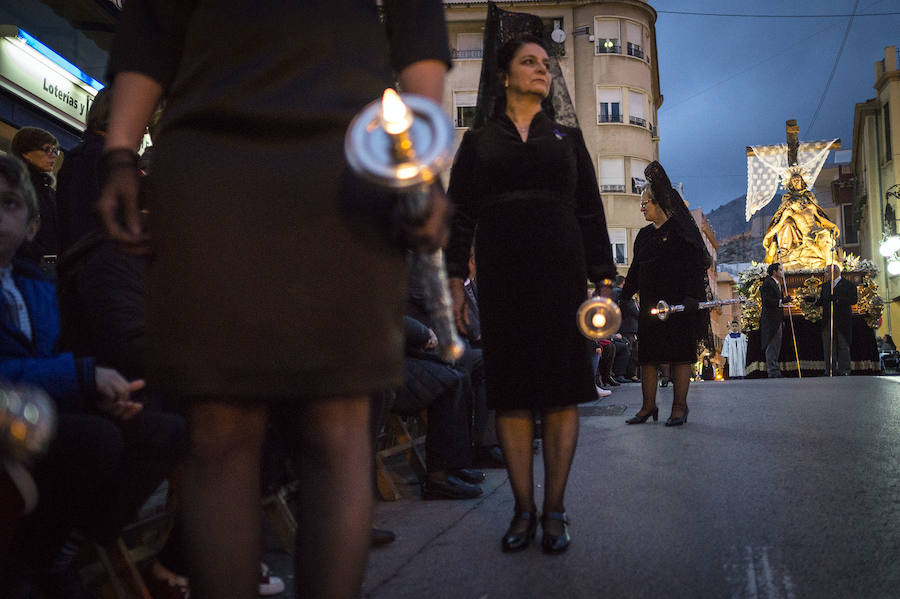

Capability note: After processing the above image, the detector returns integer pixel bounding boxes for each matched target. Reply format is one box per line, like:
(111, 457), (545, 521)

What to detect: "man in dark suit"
(815, 263), (858, 376)
(760, 263), (787, 378)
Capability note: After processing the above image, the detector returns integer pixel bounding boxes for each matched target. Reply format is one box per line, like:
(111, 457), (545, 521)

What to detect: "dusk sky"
(651, 0), (900, 215)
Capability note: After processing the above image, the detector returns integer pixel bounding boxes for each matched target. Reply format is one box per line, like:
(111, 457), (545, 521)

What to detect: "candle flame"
(591, 313), (606, 328)
(395, 165), (421, 180)
(381, 89), (412, 135)
(650, 309), (658, 315)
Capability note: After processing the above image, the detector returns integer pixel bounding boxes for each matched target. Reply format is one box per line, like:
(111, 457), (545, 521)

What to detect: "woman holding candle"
(447, 35), (616, 554)
(621, 161), (713, 427)
(97, 2), (450, 597)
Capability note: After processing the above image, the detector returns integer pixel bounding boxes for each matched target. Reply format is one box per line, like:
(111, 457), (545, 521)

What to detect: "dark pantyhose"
(637, 362), (692, 420)
(496, 405), (579, 537)
(180, 396), (373, 599)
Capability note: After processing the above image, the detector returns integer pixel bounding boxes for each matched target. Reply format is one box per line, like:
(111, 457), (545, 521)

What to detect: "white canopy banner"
(745, 139), (838, 221)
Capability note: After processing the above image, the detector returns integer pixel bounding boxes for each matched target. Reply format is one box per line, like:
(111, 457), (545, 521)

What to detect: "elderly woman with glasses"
(10, 127), (60, 266)
(621, 161), (713, 427)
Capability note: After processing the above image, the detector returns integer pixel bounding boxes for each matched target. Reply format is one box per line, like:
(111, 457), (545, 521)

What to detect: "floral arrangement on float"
(734, 254), (883, 330)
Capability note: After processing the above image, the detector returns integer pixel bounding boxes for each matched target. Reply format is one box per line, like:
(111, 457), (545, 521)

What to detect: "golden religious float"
(736, 119), (883, 376)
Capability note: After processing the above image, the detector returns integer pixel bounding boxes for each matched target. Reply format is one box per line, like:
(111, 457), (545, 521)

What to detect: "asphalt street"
(267, 375), (900, 599)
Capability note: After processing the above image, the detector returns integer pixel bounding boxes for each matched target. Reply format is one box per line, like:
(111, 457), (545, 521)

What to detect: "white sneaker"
(259, 562), (285, 596)
(595, 385), (612, 397)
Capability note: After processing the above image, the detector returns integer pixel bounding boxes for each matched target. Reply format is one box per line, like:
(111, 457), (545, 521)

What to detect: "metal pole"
(775, 241), (802, 378)
(828, 236), (836, 377)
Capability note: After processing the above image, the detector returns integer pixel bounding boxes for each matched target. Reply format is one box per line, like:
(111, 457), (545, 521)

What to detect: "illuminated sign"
(0, 26), (102, 130)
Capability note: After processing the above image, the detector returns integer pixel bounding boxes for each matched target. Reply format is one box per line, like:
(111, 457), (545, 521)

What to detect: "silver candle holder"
(345, 90), (464, 362)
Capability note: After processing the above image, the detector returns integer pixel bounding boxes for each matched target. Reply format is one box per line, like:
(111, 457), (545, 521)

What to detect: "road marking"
(726, 545), (796, 599)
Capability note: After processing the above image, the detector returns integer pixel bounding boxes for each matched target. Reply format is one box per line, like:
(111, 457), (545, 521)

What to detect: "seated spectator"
(407, 252), (501, 467)
(0, 155), (185, 598)
(9, 127), (60, 268)
(613, 275), (639, 382)
(393, 316), (484, 500)
(701, 355), (716, 381)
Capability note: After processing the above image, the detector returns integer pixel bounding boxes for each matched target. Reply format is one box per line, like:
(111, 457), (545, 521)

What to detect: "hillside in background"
(707, 195), (779, 265)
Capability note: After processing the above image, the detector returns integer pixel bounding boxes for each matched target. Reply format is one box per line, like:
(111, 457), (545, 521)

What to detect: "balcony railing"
(627, 44), (644, 59)
(600, 184), (626, 193)
(650, 123), (658, 138)
(450, 48), (483, 60)
(629, 116), (647, 127)
(597, 114), (623, 124)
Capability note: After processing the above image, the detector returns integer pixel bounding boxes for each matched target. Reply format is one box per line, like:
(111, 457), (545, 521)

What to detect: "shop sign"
(0, 28), (99, 130)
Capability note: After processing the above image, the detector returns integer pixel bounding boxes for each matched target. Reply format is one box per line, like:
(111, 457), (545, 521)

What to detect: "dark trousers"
(392, 358), (472, 473)
(455, 347), (496, 448)
(13, 409), (185, 567)
(611, 337), (630, 378)
(764, 325), (783, 378)
(621, 332), (638, 378)
(822, 328), (851, 375)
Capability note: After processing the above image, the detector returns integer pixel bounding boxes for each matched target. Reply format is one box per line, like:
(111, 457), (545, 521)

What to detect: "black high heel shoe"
(541, 511), (570, 554)
(501, 510), (538, 552)
(665, 406), (689, 427)
(625, 406), (658, 424)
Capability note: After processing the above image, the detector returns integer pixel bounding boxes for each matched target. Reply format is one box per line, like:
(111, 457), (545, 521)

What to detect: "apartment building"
(851, 46), (900, 336)
(443, 0), (662, 274)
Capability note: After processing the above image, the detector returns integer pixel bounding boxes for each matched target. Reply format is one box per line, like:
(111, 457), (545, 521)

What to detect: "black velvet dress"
(107, 1), (449, 398)
(446, 113), (616, 411)
(620, 220), (709, 365)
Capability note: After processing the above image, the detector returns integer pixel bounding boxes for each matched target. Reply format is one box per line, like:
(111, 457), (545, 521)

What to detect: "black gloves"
(682, 297), (700, 313)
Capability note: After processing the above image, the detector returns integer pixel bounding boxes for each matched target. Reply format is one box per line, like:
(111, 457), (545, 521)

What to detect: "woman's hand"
(449, 277), (469, 336)
(97, 149), (148, 250)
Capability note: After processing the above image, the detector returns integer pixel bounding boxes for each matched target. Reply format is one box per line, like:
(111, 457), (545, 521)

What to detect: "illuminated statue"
(762, 165), (840, 269)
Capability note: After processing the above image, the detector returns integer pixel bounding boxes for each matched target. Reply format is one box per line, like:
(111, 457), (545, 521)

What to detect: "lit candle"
(592, 313), (607, 328)
(381, 89), (416, 166)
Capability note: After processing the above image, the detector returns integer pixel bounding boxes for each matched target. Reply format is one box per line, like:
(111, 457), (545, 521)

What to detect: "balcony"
(450, 48), (483, 60)
(629, 116), (647, 128)
(600, 184), (626, 193)
(650, 123), (659, 138)
(627, 43), (644, 60)
(597, 114), (623, 124)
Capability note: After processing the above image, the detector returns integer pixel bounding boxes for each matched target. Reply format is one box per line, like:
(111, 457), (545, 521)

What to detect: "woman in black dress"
(621, 161), (712, 427)
(98, 2), (450, 597)
(447, 36), (616, 554)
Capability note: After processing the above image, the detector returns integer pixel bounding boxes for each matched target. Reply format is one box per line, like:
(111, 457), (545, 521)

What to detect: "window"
(454, 33), (483, 60)
(630, 158), (648, 193)
(454, 91), (477, 128)
(608, 228), (628, 265)
(841, 203), (859, 244)
(885, 103), (892, 159)
(628, 90), (646, 127)
(599, 157), (625, 193)
(625, 21), (644, 59)
(597, 88), (622, 123)
(594, 19), (620, 54)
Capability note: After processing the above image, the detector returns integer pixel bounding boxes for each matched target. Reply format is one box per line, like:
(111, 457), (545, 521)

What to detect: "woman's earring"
(504, 78), (509, 88)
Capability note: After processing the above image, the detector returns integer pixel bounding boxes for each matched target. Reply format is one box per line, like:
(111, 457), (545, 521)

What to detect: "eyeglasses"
(40, 145), (59, 156)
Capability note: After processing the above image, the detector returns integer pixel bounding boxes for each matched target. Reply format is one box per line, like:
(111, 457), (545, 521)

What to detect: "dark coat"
(55, 132), (105, 255)
(759, 275), (783, 349)
(17, 165), (57, 265)
(815, 277), (858, 340)
(612, 285), (639, 334)
(57, 233), (149, 382)
(445, 112), (616, 410)
(0, 259), (95, 411)
(620, 220), (708, 364)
